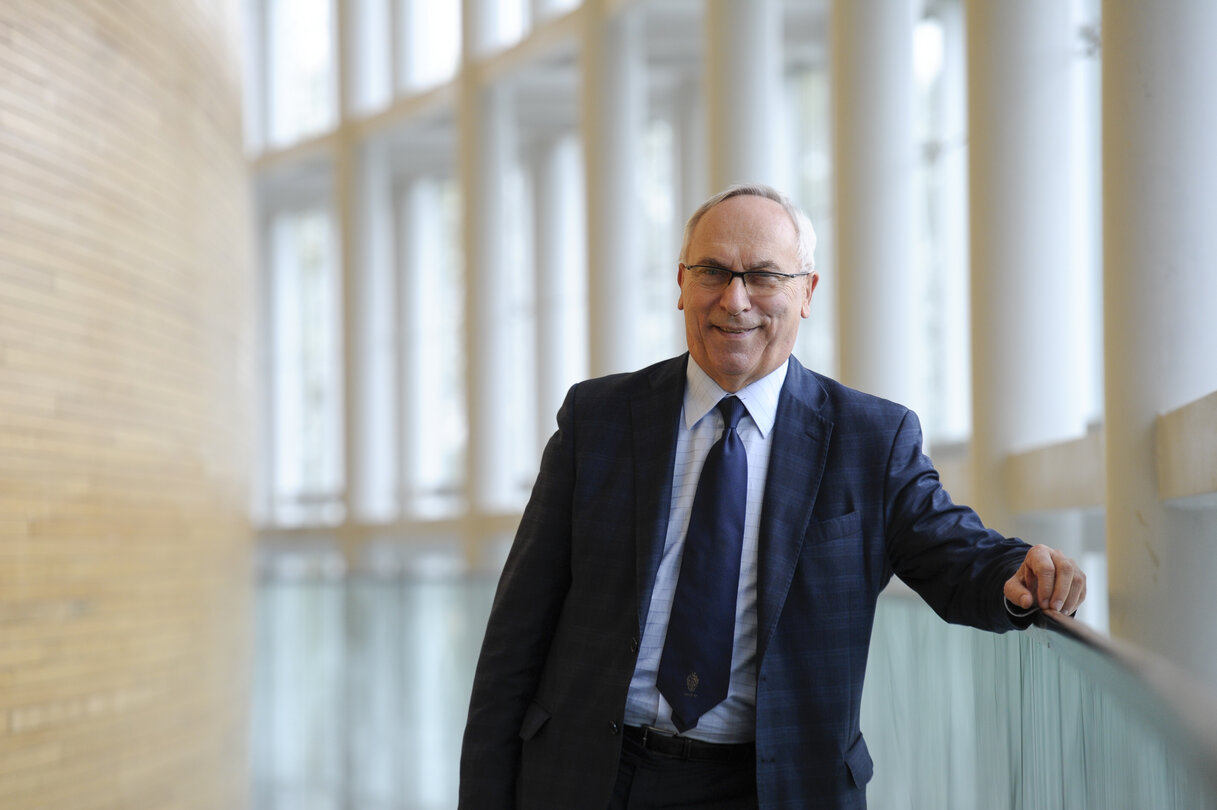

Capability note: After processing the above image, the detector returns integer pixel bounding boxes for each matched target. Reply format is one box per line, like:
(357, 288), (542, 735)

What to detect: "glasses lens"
(687, 266), (797, 296)
(692, 266), (730, 289)
(746, 273), (784, 294)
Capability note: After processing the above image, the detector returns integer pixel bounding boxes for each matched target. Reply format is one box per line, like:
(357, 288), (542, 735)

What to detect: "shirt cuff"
(1004, 597), (1039, 628)
(1004, 598), (1037, 618)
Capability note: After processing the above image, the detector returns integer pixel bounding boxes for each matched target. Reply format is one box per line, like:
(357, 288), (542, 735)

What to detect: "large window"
(265, 0), (336, 145)
(267, 205), (344, 526)
(399, 0), (461, 90)
(913, 5), (971, 445)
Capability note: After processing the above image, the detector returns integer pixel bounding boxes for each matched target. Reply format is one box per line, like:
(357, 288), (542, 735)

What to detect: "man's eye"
(748, 273), (782, 289)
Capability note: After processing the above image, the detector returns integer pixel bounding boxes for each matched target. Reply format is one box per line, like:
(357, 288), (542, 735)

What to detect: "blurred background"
(1, 0), (1215, 808)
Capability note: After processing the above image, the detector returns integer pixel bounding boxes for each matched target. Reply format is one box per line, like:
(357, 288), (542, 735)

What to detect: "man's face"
(678, 195), (818, 392)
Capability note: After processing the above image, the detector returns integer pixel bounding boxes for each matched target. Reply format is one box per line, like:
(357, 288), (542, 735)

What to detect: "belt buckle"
(641, 725), (691, 760)
(640, 724), (664, 748)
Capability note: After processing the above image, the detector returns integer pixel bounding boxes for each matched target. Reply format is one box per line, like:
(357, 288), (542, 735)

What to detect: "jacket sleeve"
(882, 408), (1031, 632)
(458, 387), (578, 808)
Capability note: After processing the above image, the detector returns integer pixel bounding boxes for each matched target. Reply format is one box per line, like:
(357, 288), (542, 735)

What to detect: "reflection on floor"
(250, 577), (497, 810)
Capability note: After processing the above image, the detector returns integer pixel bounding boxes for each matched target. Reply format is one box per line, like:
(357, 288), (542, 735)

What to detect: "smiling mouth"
(715, 325), (755, 335)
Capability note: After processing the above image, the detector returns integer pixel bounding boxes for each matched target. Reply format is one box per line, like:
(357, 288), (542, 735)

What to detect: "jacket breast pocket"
(806, 510), (861, 545)
(801, 511), (868, 604)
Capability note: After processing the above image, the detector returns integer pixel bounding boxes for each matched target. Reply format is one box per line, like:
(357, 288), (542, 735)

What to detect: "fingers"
(1060, 571), (1087, 616)
(1029, 546), (1058, 609)
(1003, 572), (1036, 610)
(1005, 544), (1088, 615)
(1052, 549), (1087, 615)
(1042, 546), (1085, 614)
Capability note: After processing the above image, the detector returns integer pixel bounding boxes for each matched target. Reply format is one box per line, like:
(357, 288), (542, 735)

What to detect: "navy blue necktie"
(657, 395), (748, 732)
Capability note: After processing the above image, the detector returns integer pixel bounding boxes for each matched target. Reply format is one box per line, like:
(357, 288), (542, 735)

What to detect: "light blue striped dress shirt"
(623, 357), (788, 743)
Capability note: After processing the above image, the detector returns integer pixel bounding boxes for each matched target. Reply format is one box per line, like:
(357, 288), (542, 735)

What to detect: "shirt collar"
(683, 357), (789, 439)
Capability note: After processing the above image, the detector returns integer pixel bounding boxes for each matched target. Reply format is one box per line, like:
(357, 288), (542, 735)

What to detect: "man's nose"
(719, 275), (751, 312)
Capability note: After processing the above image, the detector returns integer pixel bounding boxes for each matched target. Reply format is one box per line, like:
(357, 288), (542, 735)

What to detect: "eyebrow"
(691, 258), (782, 272)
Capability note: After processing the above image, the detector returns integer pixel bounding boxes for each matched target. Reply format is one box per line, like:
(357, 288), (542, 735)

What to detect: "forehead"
(688, 195), (798, 262)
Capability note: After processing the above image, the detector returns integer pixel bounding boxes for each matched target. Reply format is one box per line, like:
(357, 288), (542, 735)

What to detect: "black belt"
(623, 725), (755, 763)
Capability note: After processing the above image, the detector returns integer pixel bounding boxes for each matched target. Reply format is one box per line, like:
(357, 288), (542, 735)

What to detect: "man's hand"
(1003, 544), (1087, 615)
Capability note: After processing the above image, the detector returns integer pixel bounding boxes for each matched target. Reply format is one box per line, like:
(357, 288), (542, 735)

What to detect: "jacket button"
(609, 721), (620, 735)
(630, 637), (639, 653)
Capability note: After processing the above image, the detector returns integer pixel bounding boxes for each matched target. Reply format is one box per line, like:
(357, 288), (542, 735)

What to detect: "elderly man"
(459, 184), (1085, 810)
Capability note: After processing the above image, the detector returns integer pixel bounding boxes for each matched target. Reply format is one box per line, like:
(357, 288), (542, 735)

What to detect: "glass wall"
(243, 0), (1114, 543)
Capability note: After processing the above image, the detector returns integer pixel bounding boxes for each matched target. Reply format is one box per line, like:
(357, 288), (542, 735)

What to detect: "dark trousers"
(608, 731), (759, 810)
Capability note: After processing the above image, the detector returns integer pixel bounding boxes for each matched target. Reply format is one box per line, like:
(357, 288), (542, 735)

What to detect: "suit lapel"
(631, 355), (687, 632)
(756, 358), (833, 664)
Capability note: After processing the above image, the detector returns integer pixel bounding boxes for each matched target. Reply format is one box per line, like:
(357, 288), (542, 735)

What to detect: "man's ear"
(677, 262), (687, 311)
(801, 272), (819, 318)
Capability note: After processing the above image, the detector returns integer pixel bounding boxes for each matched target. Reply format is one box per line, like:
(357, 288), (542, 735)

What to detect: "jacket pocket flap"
(844, 734), (874, 788)
(518, 701), (551, 741)
(808, 510), (861, 545)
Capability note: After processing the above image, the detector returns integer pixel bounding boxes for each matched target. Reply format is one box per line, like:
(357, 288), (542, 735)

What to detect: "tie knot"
(716, 396), (746, 431)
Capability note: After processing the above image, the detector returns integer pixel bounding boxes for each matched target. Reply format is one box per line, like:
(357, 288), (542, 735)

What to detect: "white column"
(464, 0), (500, 58)
(344, 0), (391, 113)
(965, 1), (1090, 533)
(1103, 0), (1217, 682)
(396, 180), (423, 511)
(704, 0), (782, 191)
(349, 139), (399, 523)
(581, 0), (644, 377)
(334, 0), (360, 546)
(461, 0), (513, 513)
(672, 74), (708, 226)
(831, 0), (921, 411)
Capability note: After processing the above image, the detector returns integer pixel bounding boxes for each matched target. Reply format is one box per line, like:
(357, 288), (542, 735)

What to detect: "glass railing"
(862, 589), (1217, 810)
(250, 577), (1217, 809)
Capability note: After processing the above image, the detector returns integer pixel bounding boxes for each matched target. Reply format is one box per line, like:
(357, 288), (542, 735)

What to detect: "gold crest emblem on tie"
(686, 672), (700, 694)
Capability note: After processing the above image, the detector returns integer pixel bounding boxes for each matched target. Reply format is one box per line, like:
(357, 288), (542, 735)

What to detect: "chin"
(706, 358), (757, 382)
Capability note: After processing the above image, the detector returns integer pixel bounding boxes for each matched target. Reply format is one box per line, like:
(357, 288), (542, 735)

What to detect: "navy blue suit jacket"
(460, 355), (1030, 809)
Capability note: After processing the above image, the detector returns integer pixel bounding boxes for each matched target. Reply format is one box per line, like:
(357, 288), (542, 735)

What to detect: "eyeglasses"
(682, 264), (811, 296)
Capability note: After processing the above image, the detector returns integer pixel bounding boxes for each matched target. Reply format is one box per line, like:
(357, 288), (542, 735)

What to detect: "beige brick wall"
(0, 2), (254, 807)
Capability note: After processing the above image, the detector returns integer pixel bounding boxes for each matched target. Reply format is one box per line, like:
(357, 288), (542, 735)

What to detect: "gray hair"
(679, 183), (817, 274)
